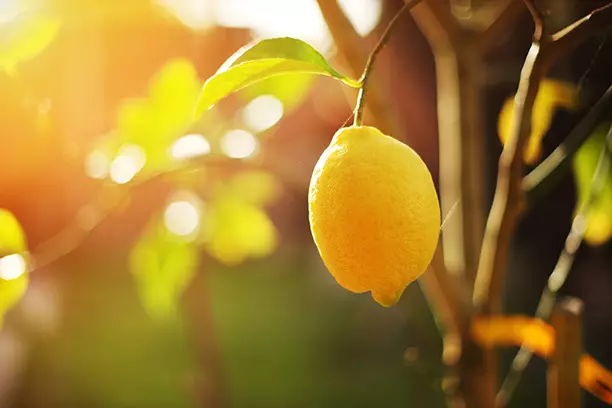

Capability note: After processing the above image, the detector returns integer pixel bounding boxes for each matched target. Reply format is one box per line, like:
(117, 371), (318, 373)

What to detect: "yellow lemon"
(308, 126), (440, 307)
(498, 79), (578, 164)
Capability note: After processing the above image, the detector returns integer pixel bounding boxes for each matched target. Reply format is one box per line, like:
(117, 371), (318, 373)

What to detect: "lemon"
(308, 126), (440, 307)
(498, 79), (578, 164)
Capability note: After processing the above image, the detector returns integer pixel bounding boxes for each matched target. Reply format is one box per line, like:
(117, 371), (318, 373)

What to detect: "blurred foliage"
(498, 79), (578, 164)
(200, 176), (278, 266)
(95, 58), (203, 175)
(573, 123), (612, 246)
(195, 37), (359, 116)
(0, 209), (29, 326)
(129, 218), (199, 320)
(84, 57), (286, 319)
(0, 13), (61, 75)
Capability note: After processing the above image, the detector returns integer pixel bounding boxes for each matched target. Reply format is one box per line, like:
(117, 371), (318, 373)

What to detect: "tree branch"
(545, 2), (612, 70)
(473, 40), (545, 313)
(523, 0), (544, 42)
(473, 0), (612, 315)
(497, 123), (612, 407)
(411, 1), (486, 287)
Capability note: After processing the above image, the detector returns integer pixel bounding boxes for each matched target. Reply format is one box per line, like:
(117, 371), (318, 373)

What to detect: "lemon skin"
(308, 126), (440, 306)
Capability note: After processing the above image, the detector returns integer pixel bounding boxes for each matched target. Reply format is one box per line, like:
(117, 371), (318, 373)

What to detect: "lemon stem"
(353, 0), (422, 127)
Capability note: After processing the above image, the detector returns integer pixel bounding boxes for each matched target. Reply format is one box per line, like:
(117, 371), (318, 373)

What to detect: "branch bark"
(473, 0), (612, 315)
(548, 298), (584, 408)
(411, 1), (486, 288)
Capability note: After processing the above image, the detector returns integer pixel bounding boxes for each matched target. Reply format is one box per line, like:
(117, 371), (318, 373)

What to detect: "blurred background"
(0, 0), (610, 407)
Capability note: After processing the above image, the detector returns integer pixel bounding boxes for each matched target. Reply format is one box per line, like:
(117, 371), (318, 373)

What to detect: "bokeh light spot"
(0, 254), (27, 280)
(110, 145), (146, 184)
(156, 0), (215, 30)
(110, 156), (138, 184)
(85, 150), (109, 179)
(164, 200), (200, 237)
(0, 0), (21, 24)
(242, 95), (284, 133)
(338, 0), (382, 37)
(220, 130), (258, 159)
(171, 134), (211, 160)
(119, 144), (146, 171)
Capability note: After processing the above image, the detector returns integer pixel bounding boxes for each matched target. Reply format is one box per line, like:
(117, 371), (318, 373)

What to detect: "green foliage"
(87, 57), (285, 320)
(99, 58), (203, 175)
(573, 123), (612, 246)
(198, 172), (280, 266)
(195, 37), (360, 116)
(129, 219), (199, 320)
(0, 209), (29, 326)
(0, 14), (61, 74)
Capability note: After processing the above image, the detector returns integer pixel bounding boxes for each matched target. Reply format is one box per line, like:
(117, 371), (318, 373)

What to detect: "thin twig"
(316, 0), (397, 134)
(497, 123), (612, 408)
(523, 0), (545, 42)
(473, 41), (545, 313)
(473, 0), (612, 315)
(353, 0), (422, 126)
(524, 83), (612, 202)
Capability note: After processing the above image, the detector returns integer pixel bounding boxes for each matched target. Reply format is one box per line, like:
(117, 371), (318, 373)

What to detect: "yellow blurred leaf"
(201, 192), (277, 265)
(0, 209), (26, 254)
(572, 123), (612, 246)
(472, 315), (612, 404)
(129, 221), (199, 320)
(228, 171), (281, 206)
(498, 79), (578, 164)
(0, 209), (29, 327)
(0, 15), (61, 74)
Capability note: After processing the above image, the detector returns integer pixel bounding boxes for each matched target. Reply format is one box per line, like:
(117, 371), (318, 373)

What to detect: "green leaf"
(238, 73), (315, 111)
(0, 209), (29, 327)
(195, 37), (360, 116)
(129, 220), (199, 321)
(573, 123), (612, 246)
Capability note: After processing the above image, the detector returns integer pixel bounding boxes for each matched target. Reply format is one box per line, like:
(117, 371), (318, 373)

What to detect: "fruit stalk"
(353, 0), (422, 127)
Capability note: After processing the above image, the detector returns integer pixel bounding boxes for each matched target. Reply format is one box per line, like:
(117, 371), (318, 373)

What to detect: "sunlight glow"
(156, 0), (215, 30)
(0, 254), (27, 280)
(220, 129), (258, 159)
(338, 0), (382, 37)
(164, 200), (200, 237)
(110, 156), (137, 184)
(215, 0), (382, 53)
(0, 0), (22, 24)
(171, 134), (211, 159)
(155, 0), (382, 53)
(109, 145), (146, 184)
(242, 95), (283, 133)
(85, 150), (109, 179)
